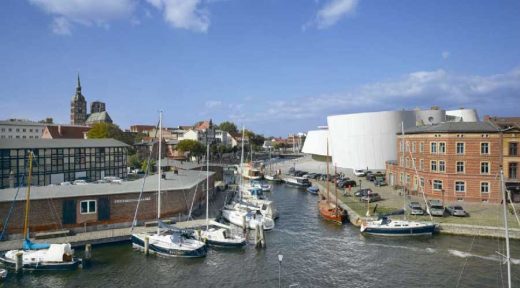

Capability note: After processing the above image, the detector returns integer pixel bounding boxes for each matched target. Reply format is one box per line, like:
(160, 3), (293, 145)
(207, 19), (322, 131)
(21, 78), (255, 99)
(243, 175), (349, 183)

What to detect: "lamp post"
(278, 254), (283, 288)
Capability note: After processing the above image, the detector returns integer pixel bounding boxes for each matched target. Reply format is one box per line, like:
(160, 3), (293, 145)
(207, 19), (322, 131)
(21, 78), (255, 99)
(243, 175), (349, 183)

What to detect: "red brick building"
(386, 122), (505, 203)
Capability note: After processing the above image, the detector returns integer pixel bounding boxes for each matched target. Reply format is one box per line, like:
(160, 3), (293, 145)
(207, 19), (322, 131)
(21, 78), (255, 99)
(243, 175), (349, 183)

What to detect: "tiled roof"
(44, 125), (90, 139)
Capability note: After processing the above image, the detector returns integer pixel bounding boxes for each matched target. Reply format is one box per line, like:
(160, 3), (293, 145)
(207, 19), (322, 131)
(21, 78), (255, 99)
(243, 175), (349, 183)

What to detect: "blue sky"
(1, 0), (520, 136)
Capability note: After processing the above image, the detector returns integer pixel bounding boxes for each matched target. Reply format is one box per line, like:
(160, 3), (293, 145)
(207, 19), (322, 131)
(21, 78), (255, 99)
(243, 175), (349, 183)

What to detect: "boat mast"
(157, 111), (162, 235)
(206, 142), (210, 231)
(334, 164), (338, 210)
(401, 122), (406, 220)
(326, 139), (329, 204)
(240, 126), (245, 202)
(500, 168), (512, 288)
(23, 151), (33, 239)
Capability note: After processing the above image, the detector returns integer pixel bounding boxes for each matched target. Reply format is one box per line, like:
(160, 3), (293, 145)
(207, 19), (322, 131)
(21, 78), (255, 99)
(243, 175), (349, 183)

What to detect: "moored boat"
(131, 230), (207, 257)
(318, 200), (347, 224)
(307, 186), (319, 195)
(284, 176), (311, 187)
(360, 217), (436, 236)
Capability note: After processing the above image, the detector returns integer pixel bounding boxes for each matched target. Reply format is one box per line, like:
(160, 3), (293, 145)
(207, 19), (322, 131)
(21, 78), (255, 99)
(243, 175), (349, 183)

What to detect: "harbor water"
(2, 182), (519, 287)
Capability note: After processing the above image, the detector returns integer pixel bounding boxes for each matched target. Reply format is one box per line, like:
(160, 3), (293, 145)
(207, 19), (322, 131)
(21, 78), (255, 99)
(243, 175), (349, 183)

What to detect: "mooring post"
(144, 236), (150, 255)
(255, 223), (261, 248)
(15, 251), (23, 272)
(260, 224), (266, 248)
(242, 215), (247, 232)
(84, 243), (92, 260)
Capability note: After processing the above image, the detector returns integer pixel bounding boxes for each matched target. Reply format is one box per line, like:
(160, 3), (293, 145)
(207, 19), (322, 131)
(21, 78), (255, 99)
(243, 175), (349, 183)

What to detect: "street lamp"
(278, 254), (283, 288)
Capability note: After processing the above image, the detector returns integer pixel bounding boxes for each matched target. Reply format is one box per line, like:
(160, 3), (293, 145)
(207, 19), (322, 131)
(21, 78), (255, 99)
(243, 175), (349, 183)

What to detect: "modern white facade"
(303, 108), (480, 170)
(301, 129), (329, 156)
(0, 119), (45, 139)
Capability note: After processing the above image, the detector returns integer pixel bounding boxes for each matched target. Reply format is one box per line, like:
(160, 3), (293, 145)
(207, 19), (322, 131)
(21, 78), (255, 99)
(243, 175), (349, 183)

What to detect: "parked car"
(354, 188), (372, 197)
(353, 169), (366, 177)
(95, 179), (110, 184)
(104, 176), (123, 184)
(60, 181), (71, 186)
(409, 201), (425, 215)
(446, 205), (468, 217)
(361, 193), (382, 203)
(338, 179), (357, 188)
(73, 179), (88, 185)
(366, 174), (377, 182)
(374, 177), (387, 187)
(427, 200), (445, 217)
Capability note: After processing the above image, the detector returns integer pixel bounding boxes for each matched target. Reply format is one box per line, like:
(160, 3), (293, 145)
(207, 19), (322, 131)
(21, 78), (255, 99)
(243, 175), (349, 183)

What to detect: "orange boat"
(319, 199), (346, 225)
(318, 141), (346, 225)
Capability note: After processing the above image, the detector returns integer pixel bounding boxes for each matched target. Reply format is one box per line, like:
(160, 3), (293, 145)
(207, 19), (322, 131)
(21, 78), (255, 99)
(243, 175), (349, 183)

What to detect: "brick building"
(386, 122), (507, 203)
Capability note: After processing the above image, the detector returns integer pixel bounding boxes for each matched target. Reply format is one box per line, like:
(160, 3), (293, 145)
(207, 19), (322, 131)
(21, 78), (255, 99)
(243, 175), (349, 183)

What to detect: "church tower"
(70, 74), (87, 125)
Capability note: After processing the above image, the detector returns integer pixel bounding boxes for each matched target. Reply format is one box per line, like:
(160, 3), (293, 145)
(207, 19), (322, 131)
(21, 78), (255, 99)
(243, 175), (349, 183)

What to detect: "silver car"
(427, 200), (445, 217)
(446, 205), (467, 217)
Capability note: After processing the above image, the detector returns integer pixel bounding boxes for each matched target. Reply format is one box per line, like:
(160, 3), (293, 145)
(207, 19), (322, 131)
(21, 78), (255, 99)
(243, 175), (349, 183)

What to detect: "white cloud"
(442, 51), (450, 59)
(30, 0), (136, 33)
(305, 0), (359, 30)
(205, 100), (222, 108)
(240, 68), (520, 123)
(146, 0), (210, 32)
(51, 17), (72, 35)
(29, 0), (213, 34)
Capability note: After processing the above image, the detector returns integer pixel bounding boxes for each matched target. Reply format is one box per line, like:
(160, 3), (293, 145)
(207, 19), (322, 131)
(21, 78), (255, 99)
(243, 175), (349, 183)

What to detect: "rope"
(130, 118), (160, 232)
(0, 173), (25, 240)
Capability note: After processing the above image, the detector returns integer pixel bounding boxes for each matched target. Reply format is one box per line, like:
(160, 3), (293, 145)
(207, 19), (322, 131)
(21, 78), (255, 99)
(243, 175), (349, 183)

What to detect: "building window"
(430, 142), (437, 154)
(29, 129), (33, 132)
(456, 161), (465, 173)
(405, 141), (410, 152)
(16, 128), (19, 132)
(420, 142), (424, 153)
(456, 142), (465, 154)
(510, 142), (518, 156)
(8, 128), (12, 132)
(481, 162), (490, 174)
(510, 162), (518, 179)
(22, 128), (26, 132)
(439, 142), (446, 154)
(400, 141), (404, 152)
(400, 157), (404, 167)
(439, 160), (446, 172)
(455, 181), (465, 193)
(405, 158), (409, 168)
(431, 160), (437, 172)
(433, 180), (443, 191)
(419, 159), (424, 171)
(420, 177), (424, 188)
(481, 182), (489, 194)
(35, 129), (39, 133)
(15, 136), (20, 139)
(481, 142), (490, 155)
(412, 142), (416, 153)
(80, 200), (96, 214)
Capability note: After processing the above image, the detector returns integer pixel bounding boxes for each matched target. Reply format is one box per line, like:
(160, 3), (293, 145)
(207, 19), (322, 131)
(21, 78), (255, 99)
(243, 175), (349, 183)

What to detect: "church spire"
(76, 73), (82, 92)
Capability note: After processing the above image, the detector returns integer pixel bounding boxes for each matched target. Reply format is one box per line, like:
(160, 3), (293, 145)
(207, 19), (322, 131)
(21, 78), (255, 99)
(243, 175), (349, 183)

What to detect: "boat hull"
(0, 254), (80, 271)
(206, 239), (247, 248)
(131, 235), (207, 258)
(318, 202), (346, 225)
(360, 224), (436, 236)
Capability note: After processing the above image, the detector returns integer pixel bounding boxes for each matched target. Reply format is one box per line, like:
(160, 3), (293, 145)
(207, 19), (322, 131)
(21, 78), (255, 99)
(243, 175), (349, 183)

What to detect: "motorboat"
(221, 208), (275, 230)
(307, 186), (319, 195)
(283, 176), (311, 187)
(0, 241), (80, 271)
(192, 221), (246, 248)
(131, 229), (207, 257)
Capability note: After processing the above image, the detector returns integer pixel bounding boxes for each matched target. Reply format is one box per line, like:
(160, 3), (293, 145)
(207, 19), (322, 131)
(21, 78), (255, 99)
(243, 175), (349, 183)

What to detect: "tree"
(87, 123), (124, 140)
(218, 121), (238, 135)
(128, 154), (141, 168)
(141, 159), (156, 173)
(177, 139), (205, 158)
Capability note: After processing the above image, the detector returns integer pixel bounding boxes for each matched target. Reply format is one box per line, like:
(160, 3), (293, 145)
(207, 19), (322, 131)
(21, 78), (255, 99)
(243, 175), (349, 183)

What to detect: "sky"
(1, 0), (520, 137)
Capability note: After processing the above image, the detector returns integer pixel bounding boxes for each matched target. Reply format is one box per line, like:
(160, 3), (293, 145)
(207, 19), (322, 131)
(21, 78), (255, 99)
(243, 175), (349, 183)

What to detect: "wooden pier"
(0, 218), (215, 252)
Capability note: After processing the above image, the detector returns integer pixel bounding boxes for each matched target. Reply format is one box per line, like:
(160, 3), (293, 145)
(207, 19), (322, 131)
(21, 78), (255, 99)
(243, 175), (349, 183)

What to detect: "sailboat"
(0, 152), (80, 270)
(318, 140), (347, 224)
(360, 122), (436, 236)
(131, 112), (207, 257)
(193, 143), (246, 248)
(221, 126), (276, 230)
(264, 148), (282, 183)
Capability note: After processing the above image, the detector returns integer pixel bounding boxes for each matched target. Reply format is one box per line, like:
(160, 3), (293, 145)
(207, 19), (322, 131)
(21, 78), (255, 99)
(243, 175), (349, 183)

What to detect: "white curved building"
(327, 111), (417, 170)
(302, 107), (480, 170)
(301, 129), (329, 156)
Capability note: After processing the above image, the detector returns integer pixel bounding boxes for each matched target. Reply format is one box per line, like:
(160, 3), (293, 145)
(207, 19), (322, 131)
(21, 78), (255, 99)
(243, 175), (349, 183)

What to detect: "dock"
(0, 218), (215, 252)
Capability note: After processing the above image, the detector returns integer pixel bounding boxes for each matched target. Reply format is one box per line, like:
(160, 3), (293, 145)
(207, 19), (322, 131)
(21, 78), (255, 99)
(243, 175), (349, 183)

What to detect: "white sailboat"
(0, 152), (80, 270)
(131, 112), (207, 257)
(221, 126), (275, 230)
(193, 143), (246, 248)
